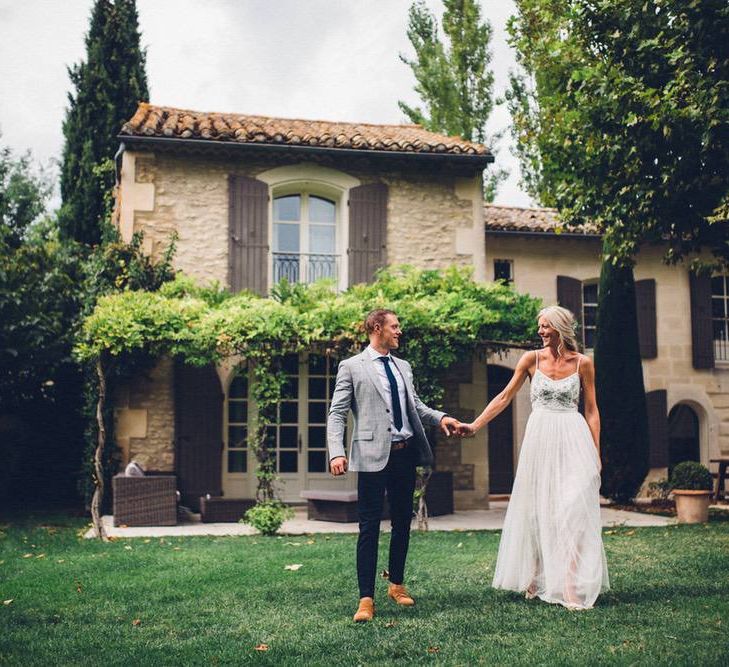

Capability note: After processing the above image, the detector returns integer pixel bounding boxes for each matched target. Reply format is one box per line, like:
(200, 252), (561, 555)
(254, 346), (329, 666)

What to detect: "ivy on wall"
(76, 266), (541, 538)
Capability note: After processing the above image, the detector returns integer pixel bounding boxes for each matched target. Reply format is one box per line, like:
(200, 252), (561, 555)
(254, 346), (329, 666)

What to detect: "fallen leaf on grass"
(427, 646), (440, 654)
(306, 539), (315, 545)
(456, 542), (463, 548)
(604, 530), (616, 535)
(285, 542), (302, 547)
(57, 559), (65, 564)
(143, 539), (151, 544)
(3, 599), (13, 606)
(625, 530), (635, 536)
(172, 547), (182, 551)
(385, 621), (397, 628)
(284, 564), (303, 571)
(22, 553), (33, 559)
(35, 554), (46, 559)
(124, 545), (133, 551)
(75, 582), (83, 593)
(254, 644), (269, 652)
(381, 569), (390, 579)
(132, 619), (141, 626)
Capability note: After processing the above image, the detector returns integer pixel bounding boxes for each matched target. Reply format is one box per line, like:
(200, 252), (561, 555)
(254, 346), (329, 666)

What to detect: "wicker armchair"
(112, 474), (177, 527)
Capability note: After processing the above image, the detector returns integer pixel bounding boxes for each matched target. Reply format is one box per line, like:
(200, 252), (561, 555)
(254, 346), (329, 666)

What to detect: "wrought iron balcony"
(272, 252), (340, 285)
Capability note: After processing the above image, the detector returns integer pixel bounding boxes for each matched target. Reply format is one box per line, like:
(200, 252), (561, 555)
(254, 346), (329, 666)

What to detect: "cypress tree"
(59, 0), (149, 245)
(594, 235), (650, 502)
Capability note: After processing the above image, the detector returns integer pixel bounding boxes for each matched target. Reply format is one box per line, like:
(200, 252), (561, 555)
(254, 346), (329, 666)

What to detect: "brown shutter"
(645, 390), (669, 468)
(557, 276), (583, 330)
(689, 271), (714, 369)
(348, 183), (387, 286)
(174, 360), (224, 510)
(635, 279), (657, 359)
(229, 175), (269, 295)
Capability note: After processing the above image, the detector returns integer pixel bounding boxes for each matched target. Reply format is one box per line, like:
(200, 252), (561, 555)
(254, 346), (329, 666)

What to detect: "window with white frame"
(582, 281), (598, 349)
(712, 273), (729, 361)
(272, 193), (339, 286)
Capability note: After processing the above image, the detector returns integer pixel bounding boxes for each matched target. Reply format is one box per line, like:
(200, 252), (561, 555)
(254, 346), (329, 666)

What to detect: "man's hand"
(457, 422), (477, 438)
(330, 456), (348, 476)
(440, 416), (460, 437)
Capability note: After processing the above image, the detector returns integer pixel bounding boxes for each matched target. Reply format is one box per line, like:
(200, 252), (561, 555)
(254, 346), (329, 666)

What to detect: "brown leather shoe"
(353, 597), (375, 622)
(388, 583), (415, 606)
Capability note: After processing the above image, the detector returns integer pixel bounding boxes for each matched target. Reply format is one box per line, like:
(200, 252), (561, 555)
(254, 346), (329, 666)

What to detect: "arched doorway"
(487, 365), (515, 494)
(668, 403), (700, 473)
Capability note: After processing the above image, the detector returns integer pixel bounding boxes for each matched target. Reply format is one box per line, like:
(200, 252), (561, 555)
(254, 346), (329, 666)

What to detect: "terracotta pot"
(673, 489), (711, 524)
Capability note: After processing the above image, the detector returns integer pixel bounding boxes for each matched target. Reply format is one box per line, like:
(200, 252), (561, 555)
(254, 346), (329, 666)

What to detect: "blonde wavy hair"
(538, 305), (579, 356)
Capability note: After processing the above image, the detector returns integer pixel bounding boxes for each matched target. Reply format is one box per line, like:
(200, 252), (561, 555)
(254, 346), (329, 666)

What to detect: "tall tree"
(399, 0), (507, 201)
(59, 0), (149, 245)
(506, 0), (729, 500)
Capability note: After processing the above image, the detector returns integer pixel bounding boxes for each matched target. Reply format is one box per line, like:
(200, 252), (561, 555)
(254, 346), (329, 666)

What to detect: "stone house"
(113, 103), (496, 510)
(482, 205), (729, 495)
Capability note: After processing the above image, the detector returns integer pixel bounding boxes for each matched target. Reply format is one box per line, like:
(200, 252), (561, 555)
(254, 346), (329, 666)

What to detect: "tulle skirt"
(492, 407), (609, 609)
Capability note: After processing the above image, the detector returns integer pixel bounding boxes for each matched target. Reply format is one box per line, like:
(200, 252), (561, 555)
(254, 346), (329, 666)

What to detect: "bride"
(460, 305), (609, 609)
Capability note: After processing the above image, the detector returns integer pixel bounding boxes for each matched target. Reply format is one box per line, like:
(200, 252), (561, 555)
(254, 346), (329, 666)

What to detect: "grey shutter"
(174, 361), (224, 510)
(645, 390), (669, 468)
(229, 175), (269, 295)
(557, 276), (583, 330)
(348, 183), (387, 286)
(635, 279), (657, 359)
(689, 271), (714, 369)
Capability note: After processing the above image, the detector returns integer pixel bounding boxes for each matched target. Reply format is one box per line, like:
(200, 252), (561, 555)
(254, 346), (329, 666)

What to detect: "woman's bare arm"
(463, 353), (533, 435)
(580, 355), (601, 465)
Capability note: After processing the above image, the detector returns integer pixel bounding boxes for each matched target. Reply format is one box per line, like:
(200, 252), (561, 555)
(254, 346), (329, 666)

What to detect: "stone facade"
(114, 148), (491, 507)
(483, 230), (729, 492)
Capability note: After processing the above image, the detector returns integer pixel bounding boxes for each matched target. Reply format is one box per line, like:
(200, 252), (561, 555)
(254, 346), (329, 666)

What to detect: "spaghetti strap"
(535, 349), (539, 369)
(576, 354), (581, 374)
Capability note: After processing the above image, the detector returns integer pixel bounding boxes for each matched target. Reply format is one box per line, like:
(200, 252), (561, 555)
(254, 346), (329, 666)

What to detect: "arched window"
(272, 193), (339, 285)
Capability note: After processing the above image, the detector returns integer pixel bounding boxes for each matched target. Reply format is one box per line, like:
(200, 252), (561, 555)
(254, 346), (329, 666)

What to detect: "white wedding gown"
(492, 352), (609, 609)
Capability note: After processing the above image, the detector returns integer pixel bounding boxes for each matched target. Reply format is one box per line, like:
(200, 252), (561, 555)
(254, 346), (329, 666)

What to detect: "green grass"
(0, 513), (728, 666)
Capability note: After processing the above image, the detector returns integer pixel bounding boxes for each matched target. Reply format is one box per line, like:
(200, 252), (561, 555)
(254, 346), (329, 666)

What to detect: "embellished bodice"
(530, 369), (580, 412)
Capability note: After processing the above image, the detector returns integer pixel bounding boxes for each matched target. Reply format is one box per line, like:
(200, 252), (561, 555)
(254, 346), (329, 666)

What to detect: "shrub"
(242, 500), (294, 536)
(669, 461), (713, 491)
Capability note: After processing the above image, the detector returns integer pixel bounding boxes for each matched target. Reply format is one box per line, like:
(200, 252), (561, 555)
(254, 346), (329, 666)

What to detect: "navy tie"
(379, 356), (403, 431)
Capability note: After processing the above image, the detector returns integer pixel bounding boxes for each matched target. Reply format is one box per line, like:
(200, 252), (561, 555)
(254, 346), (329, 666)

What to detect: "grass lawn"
(1, 513), (728, 666)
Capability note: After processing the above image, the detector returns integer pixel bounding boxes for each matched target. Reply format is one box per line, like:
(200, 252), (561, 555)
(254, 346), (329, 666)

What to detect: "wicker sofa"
(112, 474), (177, 527)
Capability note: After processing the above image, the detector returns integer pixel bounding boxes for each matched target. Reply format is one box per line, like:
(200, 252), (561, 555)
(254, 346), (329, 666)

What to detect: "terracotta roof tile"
(120, 103), (492, 158)
(484, 204), (601, 236)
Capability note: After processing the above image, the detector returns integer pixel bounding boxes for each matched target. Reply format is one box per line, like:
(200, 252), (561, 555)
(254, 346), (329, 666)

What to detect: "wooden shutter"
(557, 276), (583, 330)
(635, 279), (657, 359)
(487, 365), (514, 494)
(174, 360), (224, 510)
(645, 390), (669, 468)
(229, 175), (269, 295)
(348, 183), (387, 286)
(689, 271), (714, 369)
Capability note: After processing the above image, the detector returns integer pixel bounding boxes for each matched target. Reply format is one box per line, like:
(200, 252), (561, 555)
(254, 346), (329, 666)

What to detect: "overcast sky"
(0, 0), (533, 208)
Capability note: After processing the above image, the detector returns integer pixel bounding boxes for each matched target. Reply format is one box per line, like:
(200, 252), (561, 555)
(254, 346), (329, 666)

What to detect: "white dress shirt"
(366, 345), (415, 441)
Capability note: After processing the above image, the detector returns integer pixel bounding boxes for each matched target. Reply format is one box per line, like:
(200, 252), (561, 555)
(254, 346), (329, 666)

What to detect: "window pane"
(328, 356), (338, 374)
(584, 306), (597, 327)
(260, 404), (276, 423)
(712, 298), (726, 319)
(308, 354), (327, 374)
(274, 223), (300, 252)
(279, 451), (298, 473)
(228, 451), (247, 473)
(280, 426), (298, 448)
(310, 224), (336, 254)
(229, 374), (248, 399)
(280, 401), (298, 423)
(228, 426), (247, 448)
(309, 402), (327, 424)
(309, 196), (335, 223)
(265, 426), (277, 448)
(583, 283), (598, 303)
(228, 401), (247, 423)
(494, 259), (512, 283)
(282, 353), (300, 375)
(273, 195), (301, 221)
(281, 376), (298, 399)
(308, 426), (326, 448)
(585, 328), (596, 349)
(308, 451), (326, 473)
(328, 376), (336, 397)
(711, 275), (726, 297)
(309, 377), (327, 399)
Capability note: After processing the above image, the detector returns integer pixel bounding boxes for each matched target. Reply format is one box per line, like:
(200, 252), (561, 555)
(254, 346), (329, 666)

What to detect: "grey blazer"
(326, 350), (445, 472)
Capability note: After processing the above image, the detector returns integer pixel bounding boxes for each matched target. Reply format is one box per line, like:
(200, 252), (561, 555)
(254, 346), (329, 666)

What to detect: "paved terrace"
(85, 501), (681, 539)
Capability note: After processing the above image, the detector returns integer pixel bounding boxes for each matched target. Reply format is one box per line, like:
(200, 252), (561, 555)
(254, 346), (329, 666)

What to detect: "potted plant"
(669, 461), (713, 524)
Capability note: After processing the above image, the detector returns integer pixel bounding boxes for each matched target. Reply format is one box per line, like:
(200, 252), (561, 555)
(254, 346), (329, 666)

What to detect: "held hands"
(440, 417), (476, 438)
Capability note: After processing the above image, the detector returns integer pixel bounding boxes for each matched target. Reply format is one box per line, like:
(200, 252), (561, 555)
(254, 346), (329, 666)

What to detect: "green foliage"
(670, 461), (713, 491)
(399, 0), (507, 201)
(594, 236), (650, 503)
(506, 0), (729, 266)
(242, 499), (294, 536)
(59, 0), (149, 245)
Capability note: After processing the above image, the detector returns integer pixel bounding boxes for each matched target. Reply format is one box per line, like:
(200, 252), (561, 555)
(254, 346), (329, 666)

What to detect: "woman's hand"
(457, 422), (477, 438)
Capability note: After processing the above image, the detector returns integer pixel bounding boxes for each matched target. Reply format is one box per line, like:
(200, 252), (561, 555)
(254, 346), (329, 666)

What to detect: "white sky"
(0, 0), (533, 208)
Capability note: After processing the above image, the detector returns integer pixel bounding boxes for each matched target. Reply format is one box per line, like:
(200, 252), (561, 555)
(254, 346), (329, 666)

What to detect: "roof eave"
(116, 134), (495, 168)
(484, 228), (601, 239)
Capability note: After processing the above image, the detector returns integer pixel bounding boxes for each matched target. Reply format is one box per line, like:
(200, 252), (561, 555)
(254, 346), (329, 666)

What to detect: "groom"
(327, 309), (459, 622)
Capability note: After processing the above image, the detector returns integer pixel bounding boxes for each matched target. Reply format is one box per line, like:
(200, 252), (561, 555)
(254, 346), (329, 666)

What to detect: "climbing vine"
(76, 266), (541, 537)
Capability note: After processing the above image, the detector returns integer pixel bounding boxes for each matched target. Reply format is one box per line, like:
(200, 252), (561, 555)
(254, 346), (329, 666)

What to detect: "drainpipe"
(114, 142), (126, 185)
